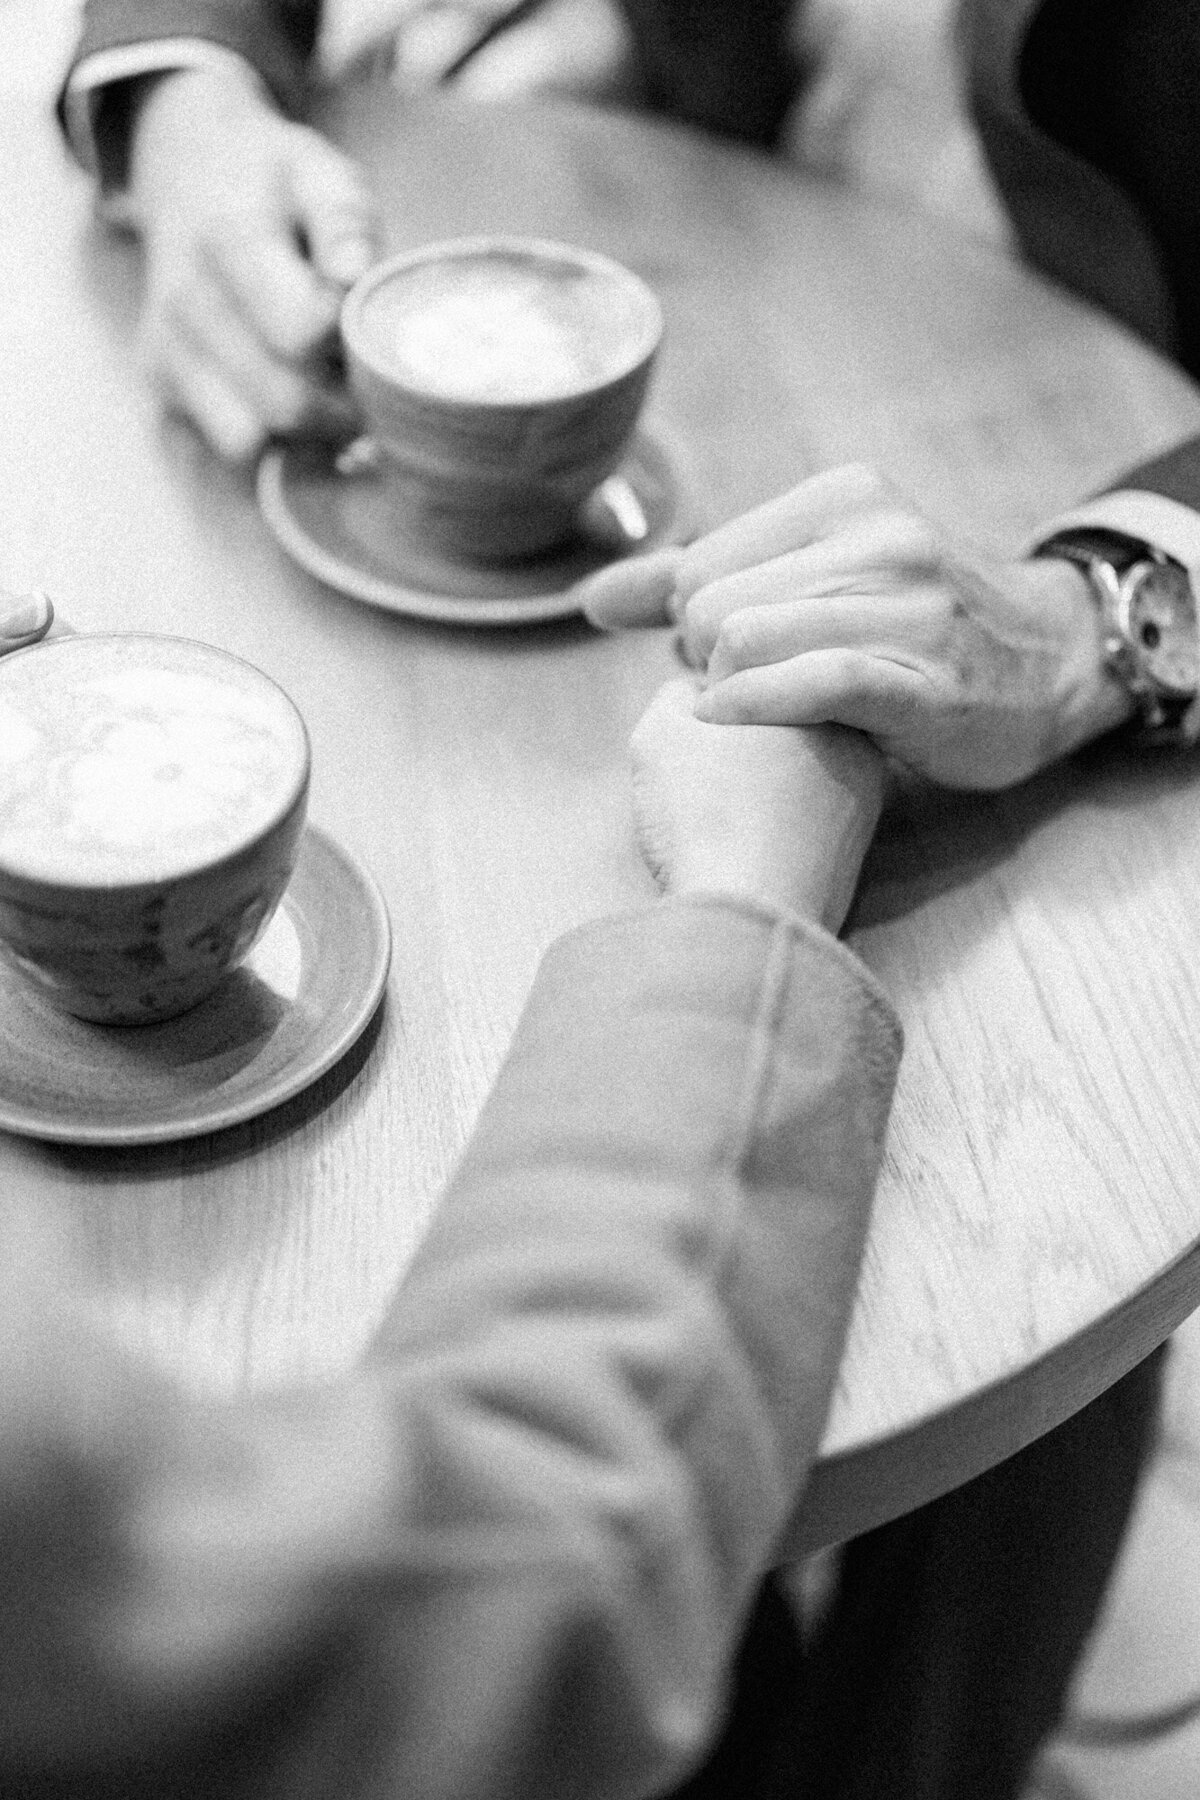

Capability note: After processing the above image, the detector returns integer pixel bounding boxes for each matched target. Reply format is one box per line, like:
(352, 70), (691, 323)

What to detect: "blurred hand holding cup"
(0, 634), (310, 1025)
(339, 235), (663, 562)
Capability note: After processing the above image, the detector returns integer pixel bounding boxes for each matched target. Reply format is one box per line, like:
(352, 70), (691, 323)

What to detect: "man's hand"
(586, 465), (1134, 790)
(630, 677), (883, 932)
(129, 65), (381, 463)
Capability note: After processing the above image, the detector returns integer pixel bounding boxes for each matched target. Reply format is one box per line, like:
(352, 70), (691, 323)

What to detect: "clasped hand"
(628, 677), (882, 935)
(582, 463), (1130, 789)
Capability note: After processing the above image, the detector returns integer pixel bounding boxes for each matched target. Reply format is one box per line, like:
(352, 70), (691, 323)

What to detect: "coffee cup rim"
(0, 632), (312, 892)
(340, 234), (664, 408)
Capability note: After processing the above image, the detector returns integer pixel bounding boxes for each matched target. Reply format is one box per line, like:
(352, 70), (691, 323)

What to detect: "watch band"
(1033, 527), (1200, 746)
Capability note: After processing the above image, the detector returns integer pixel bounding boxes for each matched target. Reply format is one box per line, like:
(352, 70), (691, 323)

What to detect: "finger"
(288, 139), (379, 289)
(214, 226), (344, 364)
(154, 330), (268, 463)
(577, 548), (685, 629)
(695, 648), (929, 739)
(168, 270), (359, 441)
(705, 587), (931, 684)
(0, 590), (53, 652)
(673, 463), (891, 603)
(680, 509), (928, 668)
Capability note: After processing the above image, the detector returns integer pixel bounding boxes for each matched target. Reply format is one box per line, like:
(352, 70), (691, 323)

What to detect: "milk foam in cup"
(340, 236), (663, 562)
(0, 633), (310, 1024)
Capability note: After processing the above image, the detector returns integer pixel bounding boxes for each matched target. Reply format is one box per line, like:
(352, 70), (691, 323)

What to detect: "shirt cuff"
(62, 39), (266, 185)
(1026, 489), (1200, 573)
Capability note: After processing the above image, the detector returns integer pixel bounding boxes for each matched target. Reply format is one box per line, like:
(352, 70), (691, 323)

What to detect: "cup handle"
(332, 445), (651, 553)
(579, 474), (650, 553)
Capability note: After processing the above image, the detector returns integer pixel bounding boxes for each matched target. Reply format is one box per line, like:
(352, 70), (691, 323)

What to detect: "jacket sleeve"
(60, 0), (804, 165)
(1027, 436), (1200, 564)
(1107, 437), (1200, 512)
(66, 0), (320, 113)
(0, 895), (900, 1800)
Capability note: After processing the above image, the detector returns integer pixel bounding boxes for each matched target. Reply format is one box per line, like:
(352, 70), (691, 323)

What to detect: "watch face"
(1122, 560), (1200, 696)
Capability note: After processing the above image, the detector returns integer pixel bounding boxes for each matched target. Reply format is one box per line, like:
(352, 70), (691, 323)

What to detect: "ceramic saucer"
(256, 421), (694, 627)
(0, 826), (391, 1146)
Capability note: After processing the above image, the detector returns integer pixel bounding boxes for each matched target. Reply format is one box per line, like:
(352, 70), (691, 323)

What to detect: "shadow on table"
(851, 734), (1200, 935)
(47, 992), (389, 1181)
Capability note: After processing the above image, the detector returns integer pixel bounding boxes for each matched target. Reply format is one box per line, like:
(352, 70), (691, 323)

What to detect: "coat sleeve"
(0, 895), (900, 1800)
(1027, 436), (1200, 562)
(1106, 437), (1200, 513)
(65, 0), (320, 114)
(57, 0), (804, 186)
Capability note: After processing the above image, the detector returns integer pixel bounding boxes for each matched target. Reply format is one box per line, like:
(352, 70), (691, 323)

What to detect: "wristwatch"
(1033, 526), (1200, 746)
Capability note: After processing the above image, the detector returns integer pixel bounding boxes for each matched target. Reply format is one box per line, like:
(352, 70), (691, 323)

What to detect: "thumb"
(0, 591), (53, 653)
(290, 139), (380, 289)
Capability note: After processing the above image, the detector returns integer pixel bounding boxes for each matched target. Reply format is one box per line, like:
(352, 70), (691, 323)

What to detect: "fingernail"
(0, 591), (53, 645)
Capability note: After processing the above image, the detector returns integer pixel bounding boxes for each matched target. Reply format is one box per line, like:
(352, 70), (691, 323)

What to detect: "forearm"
(0, 898), (900, 1797)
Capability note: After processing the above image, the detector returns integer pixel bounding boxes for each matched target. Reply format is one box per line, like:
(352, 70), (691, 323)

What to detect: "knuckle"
(827, 646), (876, 700)
(268, 377), (323, 434)
(258, 315), (309, 364)
(672, 548), (708, 607)
(259, 393), (305, 436)
(681, 591), (725, 659)
(268, 287), (337, 359)
(885, 509), (941, 568)
(214, 412), (265, 463)
(675, 626), (709, 672)
(195, 212), (259, 276)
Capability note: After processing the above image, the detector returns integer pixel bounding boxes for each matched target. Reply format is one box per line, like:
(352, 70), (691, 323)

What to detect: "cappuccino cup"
(0, 634), (310, 1024)
(340, 236), (663, 562)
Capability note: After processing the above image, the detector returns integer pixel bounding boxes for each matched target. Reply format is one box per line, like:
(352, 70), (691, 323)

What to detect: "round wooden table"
(4, 77), (1200, 1553)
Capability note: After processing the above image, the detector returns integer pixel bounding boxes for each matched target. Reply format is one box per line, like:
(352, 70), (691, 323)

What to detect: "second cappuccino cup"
(0, 634), (310, 1025)
(340, 236), (663, 563)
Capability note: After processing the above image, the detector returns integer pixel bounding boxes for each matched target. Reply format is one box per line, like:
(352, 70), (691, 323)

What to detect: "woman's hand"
(585, 465), (1133, 789)
(630, 677), (883, 932)
(128, 65), (380, 463)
